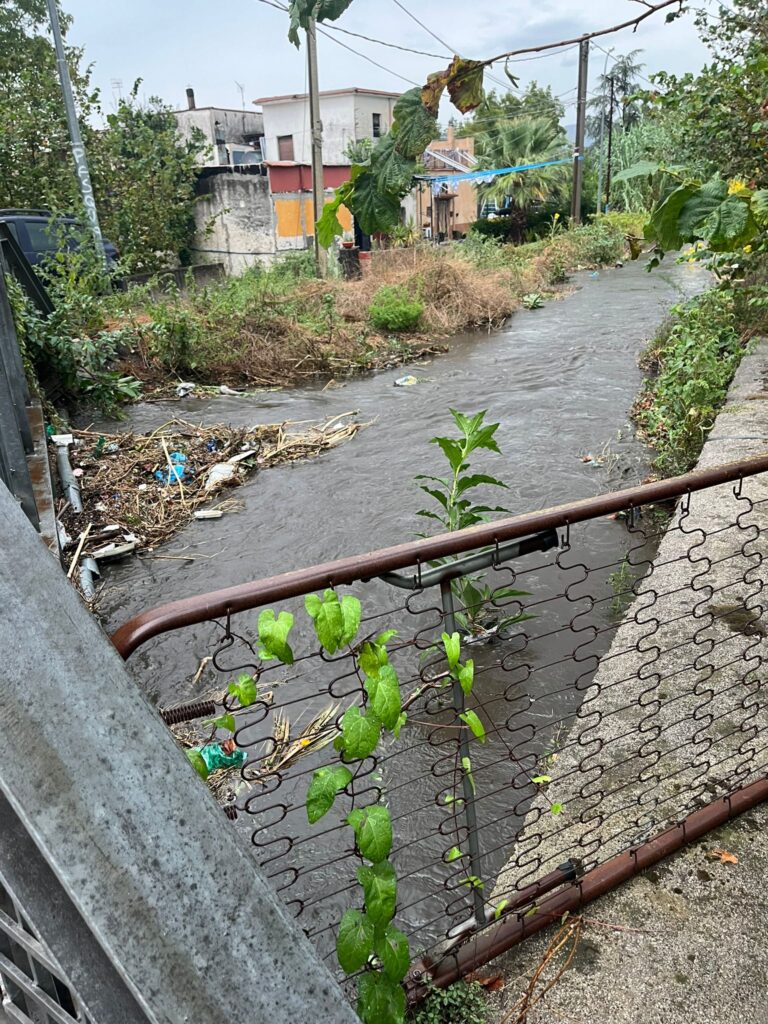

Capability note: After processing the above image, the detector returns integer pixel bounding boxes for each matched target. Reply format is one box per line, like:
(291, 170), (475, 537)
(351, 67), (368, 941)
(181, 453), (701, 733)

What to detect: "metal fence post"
(440, 578), (486, 925)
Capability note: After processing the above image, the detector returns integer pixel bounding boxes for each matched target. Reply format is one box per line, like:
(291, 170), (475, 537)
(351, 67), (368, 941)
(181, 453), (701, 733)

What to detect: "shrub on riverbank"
(633, 289), (747, 476)
(14, 220), (642, 408)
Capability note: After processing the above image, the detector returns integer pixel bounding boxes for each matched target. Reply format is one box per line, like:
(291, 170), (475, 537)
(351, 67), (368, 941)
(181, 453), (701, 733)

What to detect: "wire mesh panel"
(0, 877), (93, 1024)
(118, 459), (768, 994)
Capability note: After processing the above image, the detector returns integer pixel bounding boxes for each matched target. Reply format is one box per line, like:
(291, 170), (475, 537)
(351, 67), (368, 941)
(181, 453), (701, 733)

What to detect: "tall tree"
(458, 82), (565, 138)
(0, 1), (207, 270)
(646, 0), (768, 186)
(474, 116), (570, 240)
(587, 49), (645, 139)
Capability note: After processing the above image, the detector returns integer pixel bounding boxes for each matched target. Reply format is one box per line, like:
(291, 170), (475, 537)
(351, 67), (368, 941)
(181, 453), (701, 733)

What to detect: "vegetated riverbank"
(14, 215), (644, 412)
(632, 275), (767, 478)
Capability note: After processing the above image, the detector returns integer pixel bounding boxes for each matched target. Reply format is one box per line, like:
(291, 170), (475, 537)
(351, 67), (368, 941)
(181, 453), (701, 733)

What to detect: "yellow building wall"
(274, 197), (352, 239)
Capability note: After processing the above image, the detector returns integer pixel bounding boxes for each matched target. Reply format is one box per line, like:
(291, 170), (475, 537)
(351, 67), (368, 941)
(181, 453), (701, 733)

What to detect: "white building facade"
(255, 87), (400, 165)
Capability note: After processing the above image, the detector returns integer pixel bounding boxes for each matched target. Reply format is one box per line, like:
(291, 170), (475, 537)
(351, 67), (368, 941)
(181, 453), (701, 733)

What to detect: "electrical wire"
(253, 0), (419, 86)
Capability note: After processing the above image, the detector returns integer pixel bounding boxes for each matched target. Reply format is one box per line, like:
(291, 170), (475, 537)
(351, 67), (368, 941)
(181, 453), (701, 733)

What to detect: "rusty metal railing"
(111, 453), (768, 1001)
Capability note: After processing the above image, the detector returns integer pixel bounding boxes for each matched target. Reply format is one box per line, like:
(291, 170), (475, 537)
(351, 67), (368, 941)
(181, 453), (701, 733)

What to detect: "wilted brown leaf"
(707, 848), (738, 864)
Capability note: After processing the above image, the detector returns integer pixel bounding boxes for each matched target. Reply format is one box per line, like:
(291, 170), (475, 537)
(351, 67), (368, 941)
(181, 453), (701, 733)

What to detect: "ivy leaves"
(306, 765), (353, 824)
(348, 806), (393, 863)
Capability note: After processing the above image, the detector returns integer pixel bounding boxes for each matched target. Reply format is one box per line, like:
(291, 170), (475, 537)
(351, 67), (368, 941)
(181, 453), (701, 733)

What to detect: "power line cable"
(254, 0), (419, 86)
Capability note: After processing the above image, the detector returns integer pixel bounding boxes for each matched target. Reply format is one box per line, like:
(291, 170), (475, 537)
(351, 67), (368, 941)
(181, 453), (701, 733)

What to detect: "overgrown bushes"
(369, 284), (424, 331)
(633, 289), (746, 476)
(14, 220), (642, 412)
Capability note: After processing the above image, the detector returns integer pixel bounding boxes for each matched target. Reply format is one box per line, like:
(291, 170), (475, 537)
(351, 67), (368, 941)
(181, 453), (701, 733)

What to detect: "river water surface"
(100, 257), (706, 957)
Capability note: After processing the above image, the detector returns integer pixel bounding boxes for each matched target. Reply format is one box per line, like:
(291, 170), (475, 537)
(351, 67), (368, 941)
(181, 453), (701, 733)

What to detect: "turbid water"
(100, 256), (707, 959)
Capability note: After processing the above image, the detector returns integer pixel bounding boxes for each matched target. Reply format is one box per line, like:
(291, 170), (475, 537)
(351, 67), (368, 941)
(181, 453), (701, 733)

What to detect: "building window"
(277, 134), (295, 161)
(372, 113), (382, 138)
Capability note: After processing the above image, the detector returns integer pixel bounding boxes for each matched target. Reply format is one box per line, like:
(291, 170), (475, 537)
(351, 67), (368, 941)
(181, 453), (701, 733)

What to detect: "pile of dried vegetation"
(58, 412), (367, 585)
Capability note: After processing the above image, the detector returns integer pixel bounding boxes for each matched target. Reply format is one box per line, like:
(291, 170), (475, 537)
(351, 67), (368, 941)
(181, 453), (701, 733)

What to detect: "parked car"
(0, 209), (119, 268)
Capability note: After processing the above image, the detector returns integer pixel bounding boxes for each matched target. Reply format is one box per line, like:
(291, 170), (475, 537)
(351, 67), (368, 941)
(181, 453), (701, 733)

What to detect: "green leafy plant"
(369, 285), (424, 332)
(408, 981), (488, 1024)
(633, 289), (745, 475)
(416, 410), (531, 639)
(521, 292), (544, 309)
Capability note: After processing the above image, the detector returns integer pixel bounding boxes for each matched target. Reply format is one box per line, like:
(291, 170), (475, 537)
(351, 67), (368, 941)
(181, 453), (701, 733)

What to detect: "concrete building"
(174, 87), (264, 168)
(255, 87), (400, 165)
(406, 128), (479, 240)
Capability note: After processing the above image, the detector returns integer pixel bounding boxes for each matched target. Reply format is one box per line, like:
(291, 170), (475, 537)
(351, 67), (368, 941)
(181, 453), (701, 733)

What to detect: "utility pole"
(46, 0), (106, 270)
(595, 49), (613, 216)
(307, 16), (327, 278)
(570, 39), (589, 225)
(605, 76), (616, 213)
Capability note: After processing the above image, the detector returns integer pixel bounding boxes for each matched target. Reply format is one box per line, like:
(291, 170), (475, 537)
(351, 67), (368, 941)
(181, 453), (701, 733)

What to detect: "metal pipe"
(380, 530), (559, 591)
(54, 443), (82, 513)
(441, 578), (485, 925)
(111, 452), (768, 659)
(404, 777), (768, 1003)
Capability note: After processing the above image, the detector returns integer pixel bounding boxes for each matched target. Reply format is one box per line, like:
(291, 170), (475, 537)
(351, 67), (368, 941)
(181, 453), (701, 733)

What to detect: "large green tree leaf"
(357, 971), (407, 1024)
(391, 87), (438, 158)
(702, 195), (756, 250)
(348, 171), (403, 235)
(287, 0), (354, 46)
(645, 183), (699, 250)
(676, 177), (728, 237)
(336, 909), (375, 973)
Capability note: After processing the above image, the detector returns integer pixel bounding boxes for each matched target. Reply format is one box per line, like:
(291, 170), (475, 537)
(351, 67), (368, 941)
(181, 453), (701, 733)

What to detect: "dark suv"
(0, 209), (119, 267)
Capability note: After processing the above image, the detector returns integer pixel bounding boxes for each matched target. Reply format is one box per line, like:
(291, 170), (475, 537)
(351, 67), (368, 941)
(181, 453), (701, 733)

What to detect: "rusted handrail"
(111, 453), (768, 659)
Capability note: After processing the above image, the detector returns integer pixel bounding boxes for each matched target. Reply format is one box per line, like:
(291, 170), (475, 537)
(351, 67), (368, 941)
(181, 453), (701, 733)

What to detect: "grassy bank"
(15, 215), (643, 412)
(633, 288), (750, 477)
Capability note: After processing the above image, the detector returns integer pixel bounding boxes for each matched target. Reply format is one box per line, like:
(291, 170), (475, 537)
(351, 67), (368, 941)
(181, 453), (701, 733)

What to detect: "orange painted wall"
(274, 196), (352, 239)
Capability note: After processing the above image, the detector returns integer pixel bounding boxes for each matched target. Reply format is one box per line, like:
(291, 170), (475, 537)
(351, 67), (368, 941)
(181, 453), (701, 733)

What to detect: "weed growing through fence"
(607, 557), (637, 619)
(416, 410), (532, 639)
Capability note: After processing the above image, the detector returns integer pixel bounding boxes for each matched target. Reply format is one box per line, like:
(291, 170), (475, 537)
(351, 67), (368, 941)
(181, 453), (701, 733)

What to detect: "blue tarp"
(418, 155), (581, 186)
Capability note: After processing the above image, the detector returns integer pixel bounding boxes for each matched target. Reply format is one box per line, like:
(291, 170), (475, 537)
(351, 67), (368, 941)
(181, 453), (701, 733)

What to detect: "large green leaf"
(227, 673), (258, 708)
(340, 594), (362, 647)
(336, 909), (375, 973)
(186, 748), (209, 780)
(391, 88), (438, 159)
(348, 805), (393, 862)
(676, 177), (728, 238)
(374, 924), (410, 982)
(306, 765), (353, 823)
(752, 189), (768, 226)
(645, 183), (699, 251)
(611, 160), (664, 183)
(370, 134), (418, 195)
(287, 0), (354, 46)
(357, 860), (397, 926)
(357, 971), (406, 1024)
(349, 170), (407, 235)
(702, 195), (756, 250)
(370, 664), (401, 730)
(340, 706), (381, 760)
(257, 609), (294, 665)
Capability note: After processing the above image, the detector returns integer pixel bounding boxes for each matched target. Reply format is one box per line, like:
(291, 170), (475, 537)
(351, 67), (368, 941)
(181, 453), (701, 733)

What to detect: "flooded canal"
(101, 257), (707, 959)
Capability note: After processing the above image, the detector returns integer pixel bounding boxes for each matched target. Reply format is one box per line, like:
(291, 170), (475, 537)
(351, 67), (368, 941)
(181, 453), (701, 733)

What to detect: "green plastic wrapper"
(196, 743), (247, 773)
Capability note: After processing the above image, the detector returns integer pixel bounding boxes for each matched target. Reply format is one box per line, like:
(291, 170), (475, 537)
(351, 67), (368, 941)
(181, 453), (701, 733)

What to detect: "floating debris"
(57, 412), (369, 583)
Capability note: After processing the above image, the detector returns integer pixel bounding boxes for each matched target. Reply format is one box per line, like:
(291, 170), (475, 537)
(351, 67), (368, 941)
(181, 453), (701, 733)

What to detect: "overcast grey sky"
(63, 0), (714, 120)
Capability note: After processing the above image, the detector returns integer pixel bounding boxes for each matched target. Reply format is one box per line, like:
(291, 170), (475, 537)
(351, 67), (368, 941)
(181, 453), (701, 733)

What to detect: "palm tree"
(587, 50), (645, 138)
(474, 116), (570, 240)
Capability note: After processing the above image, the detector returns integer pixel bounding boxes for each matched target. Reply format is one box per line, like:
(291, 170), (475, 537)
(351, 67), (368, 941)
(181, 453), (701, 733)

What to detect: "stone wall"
(193, 171), (276, 274)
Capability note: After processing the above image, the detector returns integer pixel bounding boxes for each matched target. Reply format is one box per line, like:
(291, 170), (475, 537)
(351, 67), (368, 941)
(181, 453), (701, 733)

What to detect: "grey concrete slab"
(0, 480), (359, 1024)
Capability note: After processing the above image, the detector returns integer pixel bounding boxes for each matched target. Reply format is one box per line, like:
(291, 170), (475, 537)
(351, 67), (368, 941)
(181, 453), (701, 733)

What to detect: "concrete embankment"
(489, 341), (768, 1024)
